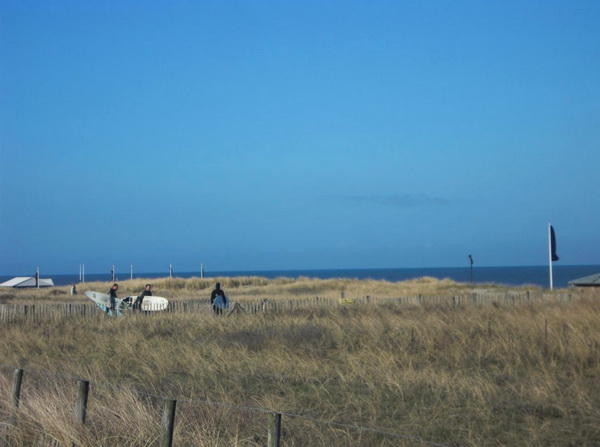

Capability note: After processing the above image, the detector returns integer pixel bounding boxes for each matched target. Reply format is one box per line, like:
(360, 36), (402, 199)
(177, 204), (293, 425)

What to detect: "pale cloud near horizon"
(345, 194), (449, 208)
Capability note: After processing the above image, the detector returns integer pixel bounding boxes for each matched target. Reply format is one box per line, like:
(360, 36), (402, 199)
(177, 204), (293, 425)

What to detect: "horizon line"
(2, 263), (599, 278)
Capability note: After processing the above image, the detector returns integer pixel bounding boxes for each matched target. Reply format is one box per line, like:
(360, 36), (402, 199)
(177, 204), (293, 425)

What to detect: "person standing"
(210, 282), (227, 315)
(71, 284), (77, 296)
(108, 283), (119, 313)
(133, 284), (153, 311)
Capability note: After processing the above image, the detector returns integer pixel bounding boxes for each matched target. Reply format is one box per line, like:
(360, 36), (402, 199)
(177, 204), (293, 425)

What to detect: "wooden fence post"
(71, 380), (89, 447)
(75, 380), (90, 424)
(6, 368), (25, 444)
(267, 412), (282, 447)
(160, 399), (177, 447)
(11, 369), (24, 411)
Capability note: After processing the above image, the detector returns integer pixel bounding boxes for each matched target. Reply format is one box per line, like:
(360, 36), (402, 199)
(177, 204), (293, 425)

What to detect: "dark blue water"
(2, 265), (599, 289)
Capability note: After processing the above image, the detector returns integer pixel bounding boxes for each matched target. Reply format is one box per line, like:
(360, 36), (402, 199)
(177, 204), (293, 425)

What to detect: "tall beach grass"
(1, 277), (599, 445)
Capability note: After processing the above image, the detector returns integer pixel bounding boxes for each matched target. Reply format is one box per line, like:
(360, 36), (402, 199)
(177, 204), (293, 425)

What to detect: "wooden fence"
(0, 291), (575, 325)
(4, 368), (259, 447)
(1, 365), (455, 447)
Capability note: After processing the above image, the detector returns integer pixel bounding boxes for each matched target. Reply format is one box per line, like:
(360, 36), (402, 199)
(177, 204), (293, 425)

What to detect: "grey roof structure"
(0, 276), (54, 288)
(568, 273), (600, 287)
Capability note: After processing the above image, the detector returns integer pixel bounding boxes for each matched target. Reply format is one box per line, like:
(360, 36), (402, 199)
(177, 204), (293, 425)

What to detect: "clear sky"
(1, 0), (599, 276)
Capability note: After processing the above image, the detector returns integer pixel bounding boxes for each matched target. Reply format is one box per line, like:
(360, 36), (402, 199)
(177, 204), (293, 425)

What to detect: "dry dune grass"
(1, 278), (599, 446)
(0, 275), (538, 305)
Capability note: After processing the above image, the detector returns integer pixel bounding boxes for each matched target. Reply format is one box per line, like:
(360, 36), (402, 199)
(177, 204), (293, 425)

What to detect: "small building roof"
(568, 273), (600, 287)
(0, 276), (54, 288)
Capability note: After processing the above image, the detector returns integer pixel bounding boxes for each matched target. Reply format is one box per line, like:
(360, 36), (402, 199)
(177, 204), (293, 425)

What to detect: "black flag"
(550, 225), (559, 262)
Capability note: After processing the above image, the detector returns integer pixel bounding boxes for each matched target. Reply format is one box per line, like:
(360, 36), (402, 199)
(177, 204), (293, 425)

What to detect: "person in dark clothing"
(133, 284), (152, 311)
(210, 282), (226, 315)
(108, 283), (119, 312)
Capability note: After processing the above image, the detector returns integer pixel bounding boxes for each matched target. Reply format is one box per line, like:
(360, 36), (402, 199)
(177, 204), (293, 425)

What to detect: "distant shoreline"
(2, 264), (599, 289)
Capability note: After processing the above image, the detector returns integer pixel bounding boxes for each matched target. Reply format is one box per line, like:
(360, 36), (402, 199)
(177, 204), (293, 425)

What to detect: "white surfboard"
(86, 290), (113, 307)
(124, 295), (169, 311)
(85, 291), (124, 316)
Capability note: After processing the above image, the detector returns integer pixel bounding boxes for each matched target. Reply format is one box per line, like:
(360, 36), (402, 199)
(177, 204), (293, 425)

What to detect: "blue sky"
(1, 0), (599, 275)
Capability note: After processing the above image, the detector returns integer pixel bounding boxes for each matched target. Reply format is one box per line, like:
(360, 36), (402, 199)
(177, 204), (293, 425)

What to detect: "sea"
(2, 265), (599, 289)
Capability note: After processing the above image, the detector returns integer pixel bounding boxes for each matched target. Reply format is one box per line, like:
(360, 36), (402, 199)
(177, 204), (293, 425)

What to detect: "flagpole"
(548, 223), (554, 291)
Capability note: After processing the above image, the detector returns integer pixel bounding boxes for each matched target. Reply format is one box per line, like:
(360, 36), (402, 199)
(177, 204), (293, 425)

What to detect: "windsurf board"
(124, 295), (169, 311)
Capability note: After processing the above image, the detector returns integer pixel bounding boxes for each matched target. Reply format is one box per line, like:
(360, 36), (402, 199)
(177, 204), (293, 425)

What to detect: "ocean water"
(2, 265), (599, 289)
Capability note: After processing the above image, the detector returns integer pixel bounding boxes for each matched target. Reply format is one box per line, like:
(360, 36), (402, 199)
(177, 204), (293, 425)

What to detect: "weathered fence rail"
(0, 291), (575, 325)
